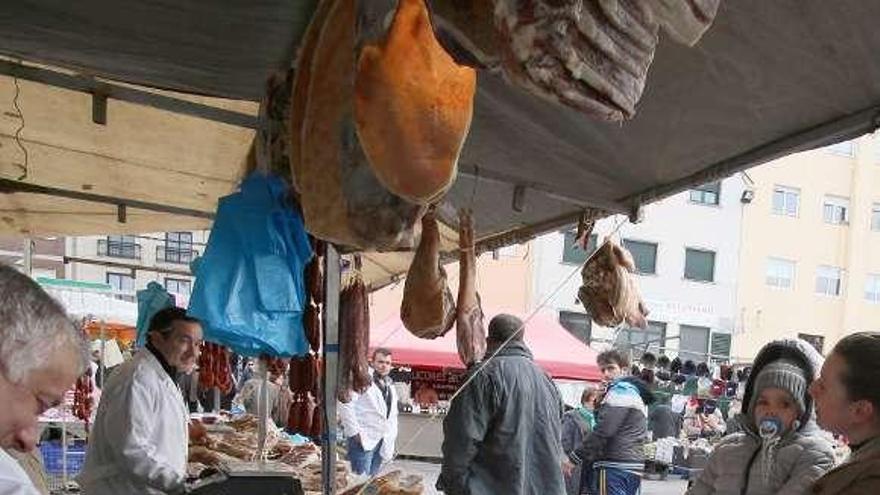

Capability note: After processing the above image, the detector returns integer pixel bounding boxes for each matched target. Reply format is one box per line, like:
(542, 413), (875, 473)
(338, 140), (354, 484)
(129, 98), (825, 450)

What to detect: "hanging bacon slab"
(290, 0), (425, 249)
(428, 0), (721, 121)
(577, 238), (649, 329)
(455, 209), (486, 366)
(354, 0), (476, 204)
(400, 210), (456, 339)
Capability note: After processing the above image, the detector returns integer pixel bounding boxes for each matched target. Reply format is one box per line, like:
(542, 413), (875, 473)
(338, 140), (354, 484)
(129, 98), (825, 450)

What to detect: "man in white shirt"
(79, 307), (202, 495)
(338, 348), (399, 476)
(0, 264), (89, 495)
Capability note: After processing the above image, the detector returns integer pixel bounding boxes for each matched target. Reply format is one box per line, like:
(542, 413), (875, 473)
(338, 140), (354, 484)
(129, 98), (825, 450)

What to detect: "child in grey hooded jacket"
(686, 339), (836, 495)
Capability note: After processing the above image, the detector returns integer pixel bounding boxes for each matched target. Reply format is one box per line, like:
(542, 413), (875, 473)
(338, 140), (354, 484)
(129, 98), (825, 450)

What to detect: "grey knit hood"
(740, 338), (824, 434)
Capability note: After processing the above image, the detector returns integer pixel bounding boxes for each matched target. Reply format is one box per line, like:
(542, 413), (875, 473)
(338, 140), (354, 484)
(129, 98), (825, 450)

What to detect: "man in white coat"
(0, 264), (89, 495)
(338, 348), (399, 476)
(79, 307), (202, 495)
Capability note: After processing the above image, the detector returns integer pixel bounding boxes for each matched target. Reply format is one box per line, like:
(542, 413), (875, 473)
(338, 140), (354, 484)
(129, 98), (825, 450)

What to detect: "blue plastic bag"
(136, 281), (175, 347)
(188, 173), (313, 357)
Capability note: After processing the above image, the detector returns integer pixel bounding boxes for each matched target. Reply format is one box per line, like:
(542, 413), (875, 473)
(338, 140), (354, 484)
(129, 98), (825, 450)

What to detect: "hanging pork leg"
(401, 210), (456, 339)
(455, 209), (486, 366)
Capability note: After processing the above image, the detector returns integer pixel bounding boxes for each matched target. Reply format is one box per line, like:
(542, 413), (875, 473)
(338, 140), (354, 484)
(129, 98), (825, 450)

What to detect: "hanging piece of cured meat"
(577, 238), (649, 329)
(354, 0), (476, 204)
(400, 210), (456, 339)
(197, 342), (234, 394)
(337, 275), (371, 402)
(455, 209), (486, 366)
(290, 0), (425, 249)
(73, 372), (93, 424)
(428, 0), (721, 121)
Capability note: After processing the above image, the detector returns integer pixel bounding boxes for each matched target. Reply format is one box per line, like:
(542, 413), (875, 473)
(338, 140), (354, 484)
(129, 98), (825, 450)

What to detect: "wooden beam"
(0, 177), (215, 219)
(0, 59), (259, 129)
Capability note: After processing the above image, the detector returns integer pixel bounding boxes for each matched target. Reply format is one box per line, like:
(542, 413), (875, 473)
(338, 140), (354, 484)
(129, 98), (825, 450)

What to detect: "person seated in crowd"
(810, 332), (880, 494)
(687, 338), (835, 495)
(683, 400), (726, 439)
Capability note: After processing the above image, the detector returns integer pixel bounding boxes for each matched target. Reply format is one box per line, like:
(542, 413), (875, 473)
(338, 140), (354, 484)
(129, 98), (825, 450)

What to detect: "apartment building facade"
(530, 176), (747, 363)
(64, 230), (208, 307)
(733, 134), (880, 358)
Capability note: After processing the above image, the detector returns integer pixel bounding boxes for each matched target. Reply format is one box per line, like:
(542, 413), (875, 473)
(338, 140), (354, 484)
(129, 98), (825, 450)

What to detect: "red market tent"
(370, 309), (601, 382)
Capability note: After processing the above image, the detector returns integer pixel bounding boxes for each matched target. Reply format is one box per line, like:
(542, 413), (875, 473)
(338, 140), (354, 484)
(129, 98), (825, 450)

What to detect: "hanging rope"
(11, 75), (28, 180)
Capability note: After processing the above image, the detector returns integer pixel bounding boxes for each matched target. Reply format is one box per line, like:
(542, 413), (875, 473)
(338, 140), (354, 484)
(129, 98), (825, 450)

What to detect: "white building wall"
(530, 176), (746, 360)
(65, 230), (209, 307)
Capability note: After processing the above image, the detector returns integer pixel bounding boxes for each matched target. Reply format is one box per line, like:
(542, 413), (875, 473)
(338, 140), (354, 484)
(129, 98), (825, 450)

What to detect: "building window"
(614, 321), (667, 359)
(562, 230), (597, 265)
(159, 232), (196, 264)
(559, 311), (591, 344)
(99, 235), (141, 259)
(772, 186), (800, 217)
(766, 257), (796, 290)
(679, 325), (711, 363)
(689, 181), (721, 206)
(106, 272), (135, 302)
(684, 248), (715, 282)
(816, 265), (844, 297)
(798, 333), (825, 354)
(823, 196), (850, 225)
(866, 274), (880, 304)
(871, 204), (880, 232)
(165, 277), (192, 297)
(710, 332), (732, 363)
(622, 239), (658, 275)
(827, 140), (856, 157)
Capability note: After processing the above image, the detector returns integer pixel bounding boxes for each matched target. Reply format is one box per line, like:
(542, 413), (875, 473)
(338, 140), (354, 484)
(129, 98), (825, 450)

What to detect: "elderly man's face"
(0, 347), (80, 451)
(151, 320), (203, 374)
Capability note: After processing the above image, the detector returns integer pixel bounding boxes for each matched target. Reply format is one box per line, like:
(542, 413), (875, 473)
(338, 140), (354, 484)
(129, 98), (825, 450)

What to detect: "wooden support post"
(322, 244), (341, 495)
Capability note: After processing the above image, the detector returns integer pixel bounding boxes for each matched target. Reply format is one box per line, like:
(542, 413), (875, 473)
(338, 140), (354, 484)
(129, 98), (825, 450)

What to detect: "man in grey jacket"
(437, 314), (566, 495)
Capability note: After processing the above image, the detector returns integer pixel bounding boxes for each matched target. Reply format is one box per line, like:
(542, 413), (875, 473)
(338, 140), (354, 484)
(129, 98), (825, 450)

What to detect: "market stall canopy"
(371, 309), (602, 381)
(1, 1), (880, 288)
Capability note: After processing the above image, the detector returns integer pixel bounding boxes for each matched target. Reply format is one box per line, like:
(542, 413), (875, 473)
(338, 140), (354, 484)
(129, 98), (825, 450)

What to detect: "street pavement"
(385, 459), (689, 495)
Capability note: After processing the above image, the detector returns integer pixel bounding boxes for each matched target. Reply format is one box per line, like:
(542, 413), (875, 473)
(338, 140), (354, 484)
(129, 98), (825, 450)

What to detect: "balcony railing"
(156, 245), (199, 265)
(97, 239), (141, 260)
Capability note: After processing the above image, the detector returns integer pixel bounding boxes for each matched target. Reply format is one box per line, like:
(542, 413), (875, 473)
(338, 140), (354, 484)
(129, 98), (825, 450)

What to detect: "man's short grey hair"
(0, 263), (89, 383)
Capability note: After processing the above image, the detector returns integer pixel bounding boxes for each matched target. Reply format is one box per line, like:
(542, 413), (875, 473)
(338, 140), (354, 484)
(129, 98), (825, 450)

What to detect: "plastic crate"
(40, 440), (86, 476)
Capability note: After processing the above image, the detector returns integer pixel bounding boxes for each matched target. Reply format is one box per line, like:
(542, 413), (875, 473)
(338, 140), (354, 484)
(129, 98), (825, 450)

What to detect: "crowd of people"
(2, 262), (880, 495)
(435, 312), (880, 495)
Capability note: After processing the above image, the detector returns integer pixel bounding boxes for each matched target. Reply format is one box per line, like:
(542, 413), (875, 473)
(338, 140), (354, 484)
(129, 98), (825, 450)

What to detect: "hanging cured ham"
(455, 209), (486, 366)
(429, 0), (721, 121)
(577, 239), (649, 329)
(354, 0), (476, 204)
(290, 0), (426, 249)
(400, 210), (456, 339)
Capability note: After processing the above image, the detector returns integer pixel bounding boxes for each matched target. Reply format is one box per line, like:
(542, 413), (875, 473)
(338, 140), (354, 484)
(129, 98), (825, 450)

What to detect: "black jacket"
(437, 340), (566, 495)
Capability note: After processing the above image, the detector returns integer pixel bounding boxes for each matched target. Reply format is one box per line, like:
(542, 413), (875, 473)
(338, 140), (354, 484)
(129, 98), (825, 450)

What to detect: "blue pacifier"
(759, 416), (783, 439)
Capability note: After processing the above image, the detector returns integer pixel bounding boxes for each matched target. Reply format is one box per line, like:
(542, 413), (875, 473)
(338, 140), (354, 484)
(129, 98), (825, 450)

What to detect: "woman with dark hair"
(811, 332), (880, 494)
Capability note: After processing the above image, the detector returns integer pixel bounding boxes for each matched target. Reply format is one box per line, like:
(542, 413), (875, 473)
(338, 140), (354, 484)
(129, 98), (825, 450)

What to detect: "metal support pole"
(321, 244), (341, 495)
(99, 320), (107, 388)
(257, 357), (269, 464)
(22, 238), (33, 276)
